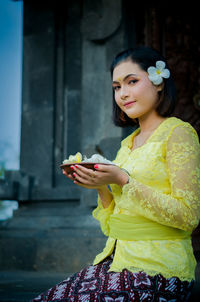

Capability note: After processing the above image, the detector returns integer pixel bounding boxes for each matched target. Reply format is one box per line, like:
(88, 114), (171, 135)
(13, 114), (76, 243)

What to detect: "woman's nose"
(120, 85), (129, 99)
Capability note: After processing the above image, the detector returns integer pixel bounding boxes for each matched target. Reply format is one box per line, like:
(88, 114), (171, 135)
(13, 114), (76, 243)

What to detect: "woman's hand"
(62, 164), (129, 189)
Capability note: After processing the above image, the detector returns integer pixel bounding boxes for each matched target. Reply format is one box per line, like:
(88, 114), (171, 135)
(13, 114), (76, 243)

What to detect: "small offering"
(82, 154), (114, 165)
(60, 152), (115, 175)
(62, 152), (82, 164)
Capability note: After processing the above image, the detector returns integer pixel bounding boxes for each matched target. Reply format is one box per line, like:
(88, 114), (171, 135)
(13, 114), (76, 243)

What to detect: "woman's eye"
(113, 86), (120, 91)
(129, 79), (138, 84)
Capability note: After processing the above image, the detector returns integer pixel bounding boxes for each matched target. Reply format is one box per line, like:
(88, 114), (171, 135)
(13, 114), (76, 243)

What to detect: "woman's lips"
(124, 101), (136, 107)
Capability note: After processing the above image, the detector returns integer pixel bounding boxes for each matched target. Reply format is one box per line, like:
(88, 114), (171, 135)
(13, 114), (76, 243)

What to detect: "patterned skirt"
(31, 256), (194, 302)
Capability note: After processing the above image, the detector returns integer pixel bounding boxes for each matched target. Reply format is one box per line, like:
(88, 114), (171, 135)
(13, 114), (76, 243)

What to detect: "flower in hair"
(147, 61), (170, 85)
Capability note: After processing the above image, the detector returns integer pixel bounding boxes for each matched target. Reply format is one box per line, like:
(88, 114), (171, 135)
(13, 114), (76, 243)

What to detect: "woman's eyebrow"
(112, 73), (138, 84)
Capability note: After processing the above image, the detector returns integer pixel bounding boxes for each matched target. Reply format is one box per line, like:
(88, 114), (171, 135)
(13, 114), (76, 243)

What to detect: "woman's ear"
(157, 82), (164, 92)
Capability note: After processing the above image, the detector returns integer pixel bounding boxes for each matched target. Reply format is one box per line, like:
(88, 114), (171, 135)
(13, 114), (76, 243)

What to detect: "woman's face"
(112, 60), (162, 120)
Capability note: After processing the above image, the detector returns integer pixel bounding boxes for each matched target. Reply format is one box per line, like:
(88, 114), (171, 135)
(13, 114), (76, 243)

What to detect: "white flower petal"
(148, 75), (156, 82)
(154, 77), (163, 85)
(148, 61), (170, 85)
(148, 74), (161, 85)
(156, 60), (166, 71)
(147, 66), (157, 75)
(161, 69), (170, 78)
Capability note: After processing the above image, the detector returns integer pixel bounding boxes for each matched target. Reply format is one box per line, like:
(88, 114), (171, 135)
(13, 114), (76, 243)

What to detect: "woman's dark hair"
(111, 46), (177, 127)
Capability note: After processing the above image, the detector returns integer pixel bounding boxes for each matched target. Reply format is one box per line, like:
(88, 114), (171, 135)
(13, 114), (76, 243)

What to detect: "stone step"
(1, 213), (100, 229)
(12, 201), (89, 217)
(0, 227), (106, 272)
(0, 202), (106, 273)
(0, 270), (71, 302)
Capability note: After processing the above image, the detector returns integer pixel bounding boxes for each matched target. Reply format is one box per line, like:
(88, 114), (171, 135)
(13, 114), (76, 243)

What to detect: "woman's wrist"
(118, 168), (130, 187)
(97, 185), (113, 209)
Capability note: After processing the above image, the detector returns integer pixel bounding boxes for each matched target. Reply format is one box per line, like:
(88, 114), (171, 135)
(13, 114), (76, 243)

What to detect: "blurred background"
(0, 0), (22, 221)
(0, 0), (22, 171)
(0, 0), (200, 301)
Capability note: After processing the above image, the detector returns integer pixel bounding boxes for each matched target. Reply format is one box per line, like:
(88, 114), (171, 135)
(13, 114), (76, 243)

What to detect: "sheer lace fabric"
(92, 117), (200, 281)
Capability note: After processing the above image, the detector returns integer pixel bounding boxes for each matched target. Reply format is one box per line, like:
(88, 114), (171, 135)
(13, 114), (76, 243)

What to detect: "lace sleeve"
(122, 124), (200, 232)
(92, 195), (115, 236)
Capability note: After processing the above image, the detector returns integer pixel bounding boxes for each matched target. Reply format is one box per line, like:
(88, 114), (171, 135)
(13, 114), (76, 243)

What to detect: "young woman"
(32, 46), (200, 301)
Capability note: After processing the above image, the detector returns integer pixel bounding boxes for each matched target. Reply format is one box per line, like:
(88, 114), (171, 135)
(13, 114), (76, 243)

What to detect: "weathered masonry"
(0, 0), (200, 291)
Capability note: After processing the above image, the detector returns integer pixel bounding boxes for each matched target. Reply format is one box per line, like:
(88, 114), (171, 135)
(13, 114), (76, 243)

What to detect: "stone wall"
(0, 0), (200, 275)
(18, 0), (128, 205)
(2, 1), (199, 204)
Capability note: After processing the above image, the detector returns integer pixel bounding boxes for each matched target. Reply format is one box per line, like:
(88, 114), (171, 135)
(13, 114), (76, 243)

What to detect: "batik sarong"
(31, 256), (194, 302)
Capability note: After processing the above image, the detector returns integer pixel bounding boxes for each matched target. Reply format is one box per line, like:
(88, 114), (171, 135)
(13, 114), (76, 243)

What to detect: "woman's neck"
(138, 114), (167, 135)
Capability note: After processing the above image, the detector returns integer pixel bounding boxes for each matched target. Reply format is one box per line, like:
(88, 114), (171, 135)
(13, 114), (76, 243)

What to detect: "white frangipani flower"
(147, 61), (170, 85)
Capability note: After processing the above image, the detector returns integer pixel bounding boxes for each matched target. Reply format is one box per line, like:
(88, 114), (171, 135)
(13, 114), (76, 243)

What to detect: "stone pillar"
(80, 0), (125, 206)
(1, 0), (140, 204)
(19, 2), (82, 201)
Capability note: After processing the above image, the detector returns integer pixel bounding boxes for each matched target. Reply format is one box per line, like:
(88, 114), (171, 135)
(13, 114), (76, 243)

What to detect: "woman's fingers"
(72, 164), (96, 179)
(62, 169), (75, 180)
(62, 164), (120, 187)
(62, 169), (69, 177)
(62, 166), (97, 184)
(74, 172), (95, 184)
(72, 165), (105, 186)
(71, 164), (117, 184)
(94, 164), (114, 173)
(73, 173), (88, 184)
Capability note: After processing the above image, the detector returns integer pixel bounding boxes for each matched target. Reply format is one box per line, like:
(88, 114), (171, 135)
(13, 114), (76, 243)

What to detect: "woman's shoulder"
(120, 117), (183, 146)
(164, 116), (190, 128)
(120, 116), (199, 147)
(166, 117), (199, 141)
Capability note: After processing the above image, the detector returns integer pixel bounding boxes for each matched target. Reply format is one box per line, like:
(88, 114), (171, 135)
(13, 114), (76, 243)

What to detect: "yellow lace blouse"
(92, 117), (200, 282)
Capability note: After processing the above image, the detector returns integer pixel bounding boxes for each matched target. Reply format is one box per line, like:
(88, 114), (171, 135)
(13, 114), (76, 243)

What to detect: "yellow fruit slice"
(63, 152), (82, 164)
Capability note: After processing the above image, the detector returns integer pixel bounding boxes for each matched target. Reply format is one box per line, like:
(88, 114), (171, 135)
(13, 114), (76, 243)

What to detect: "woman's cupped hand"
(62, 164), (129, 189)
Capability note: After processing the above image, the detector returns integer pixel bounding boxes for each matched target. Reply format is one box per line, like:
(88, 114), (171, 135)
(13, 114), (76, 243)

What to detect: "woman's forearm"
(97, 185), (113, 209)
